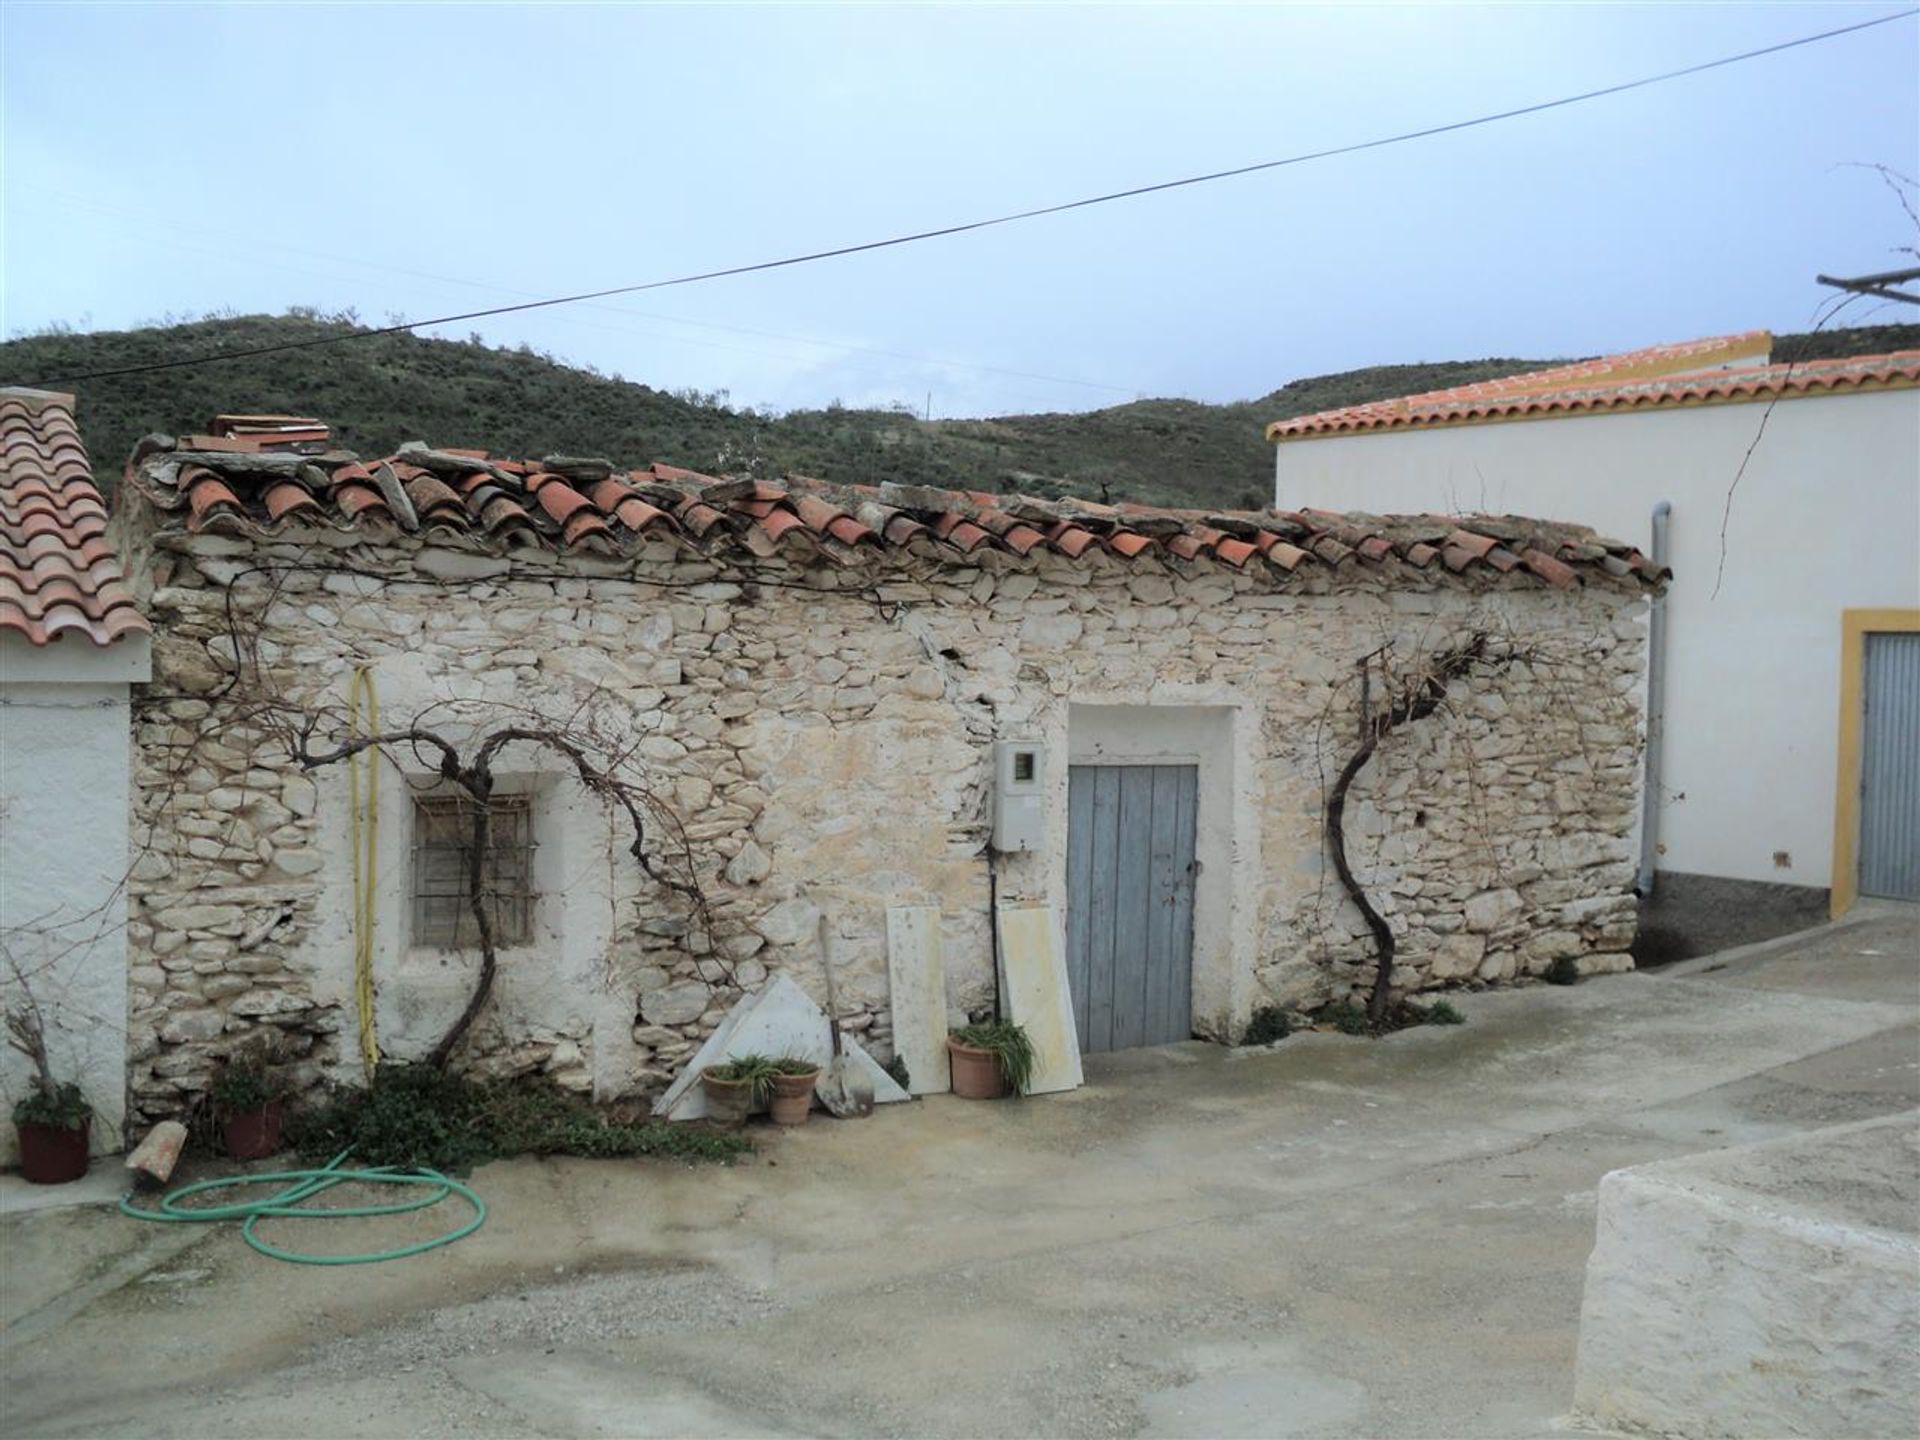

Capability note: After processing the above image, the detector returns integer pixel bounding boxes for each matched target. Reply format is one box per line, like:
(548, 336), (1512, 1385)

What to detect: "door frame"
(1063, 701), (1252, 1041)
(1065, 761), (1200, 1052)
(1829, 607), (1920, 917)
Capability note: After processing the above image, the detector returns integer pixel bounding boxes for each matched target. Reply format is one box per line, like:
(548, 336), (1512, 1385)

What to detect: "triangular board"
(886, 905), (951, 1095)
(654, 973), (910, 1121)
(996, 904), (1084, 1094)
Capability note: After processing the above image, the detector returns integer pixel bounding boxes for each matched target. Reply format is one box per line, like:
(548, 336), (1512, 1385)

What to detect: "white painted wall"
(303, 654), (621, 1095)
(1275, 388), (1920, 889)
(0, 632), (150, 1158)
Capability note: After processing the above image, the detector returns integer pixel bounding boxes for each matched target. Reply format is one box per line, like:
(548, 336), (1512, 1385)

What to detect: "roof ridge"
(1268, 338), (1920, 441)
(122, 428), (1667, 593)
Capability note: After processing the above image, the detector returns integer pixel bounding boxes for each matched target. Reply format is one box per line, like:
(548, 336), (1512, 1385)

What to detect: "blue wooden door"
(1861, 632), (1920, 901)
(1065, 764), (1198, 1052)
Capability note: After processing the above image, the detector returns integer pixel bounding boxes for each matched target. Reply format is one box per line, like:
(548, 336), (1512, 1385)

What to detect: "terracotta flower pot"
(16, 1117), (91, 1185)
(947, 1038), (1008, 1100)
(767, 1071), (819, 1126)
(222, 1099), (284, 1160)
(701, 1072), (755, 1127)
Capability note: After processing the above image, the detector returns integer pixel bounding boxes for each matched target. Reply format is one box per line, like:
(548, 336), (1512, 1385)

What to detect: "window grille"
(410, 793), (535, 948)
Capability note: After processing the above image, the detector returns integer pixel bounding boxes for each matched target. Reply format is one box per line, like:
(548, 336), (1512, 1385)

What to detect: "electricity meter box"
(991, 740), (1045, 853)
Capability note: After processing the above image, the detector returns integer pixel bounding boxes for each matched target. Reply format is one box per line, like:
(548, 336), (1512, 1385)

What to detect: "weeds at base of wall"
(1241, 1006), (1293, 1046)
(1545, 957), (1582, 987)
(1315, 997), (1466, 1037)
(284, 1065), (750, 1173)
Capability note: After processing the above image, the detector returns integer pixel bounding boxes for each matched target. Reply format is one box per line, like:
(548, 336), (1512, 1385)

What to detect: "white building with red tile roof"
(1, 388), (150, 1161)
(1269, 332), (1920, 925)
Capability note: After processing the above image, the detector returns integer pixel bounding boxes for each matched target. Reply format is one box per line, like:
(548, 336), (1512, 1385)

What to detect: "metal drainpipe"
(1636, 501), (1672, 897)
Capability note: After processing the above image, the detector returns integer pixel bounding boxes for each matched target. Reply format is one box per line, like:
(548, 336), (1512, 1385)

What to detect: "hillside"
(3, 313), (1914, 511)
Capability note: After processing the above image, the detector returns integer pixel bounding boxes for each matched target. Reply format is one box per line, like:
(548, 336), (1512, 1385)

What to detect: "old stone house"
(103, 416), (1658, 1126)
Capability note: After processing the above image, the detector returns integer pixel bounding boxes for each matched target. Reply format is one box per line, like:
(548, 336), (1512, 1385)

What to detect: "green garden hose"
(119, 1150), (485, 1265)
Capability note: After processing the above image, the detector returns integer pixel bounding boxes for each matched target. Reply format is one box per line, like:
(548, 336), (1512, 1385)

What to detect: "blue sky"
(3, 2), (1915, 417)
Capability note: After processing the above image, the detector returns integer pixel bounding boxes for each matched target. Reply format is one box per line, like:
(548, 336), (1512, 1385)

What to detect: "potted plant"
(947, 1021), (1035, 1100)
(700, 1054), (778, 1127)
(767, 1057), (821, 1126)
(212, 1043), (285, 1160)
(6, 1004), (91, 1184)
(11, 1081), (92, 1185)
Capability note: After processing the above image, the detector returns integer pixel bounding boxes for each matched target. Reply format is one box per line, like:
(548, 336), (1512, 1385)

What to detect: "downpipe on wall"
(1636, 501), (1671, 898)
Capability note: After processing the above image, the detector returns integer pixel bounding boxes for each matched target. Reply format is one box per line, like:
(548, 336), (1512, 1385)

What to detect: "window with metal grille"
(410, 793), (536, 948)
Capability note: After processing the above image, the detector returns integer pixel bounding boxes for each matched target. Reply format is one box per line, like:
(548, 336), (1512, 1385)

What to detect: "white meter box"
(992, 740), (1045, 852)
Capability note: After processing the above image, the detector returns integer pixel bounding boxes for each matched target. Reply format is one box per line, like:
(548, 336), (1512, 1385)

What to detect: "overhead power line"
(13, 6), (1915, 390)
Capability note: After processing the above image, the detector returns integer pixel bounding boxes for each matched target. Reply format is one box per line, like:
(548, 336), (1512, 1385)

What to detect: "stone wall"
(121, 530), (1645, 1124)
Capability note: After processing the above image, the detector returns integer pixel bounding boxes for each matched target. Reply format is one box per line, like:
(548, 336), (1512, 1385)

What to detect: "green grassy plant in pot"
(212, 1048), (285, 1160)
(700, 1055), (778, 1127)
(947, 1022), (1035, 1100)
(767, 1057), (821, 1126)
(11, 1081), (92, 1184)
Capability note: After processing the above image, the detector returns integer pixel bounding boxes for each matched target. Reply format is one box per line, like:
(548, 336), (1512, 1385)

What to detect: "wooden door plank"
(1145, 764), (1185, 1044)
(1064, 766), (1096, 1046)
(1170, 764), (1199, 1039)
(1111, 766), (1156, 1051)
(1084, 765), (1123, 1053)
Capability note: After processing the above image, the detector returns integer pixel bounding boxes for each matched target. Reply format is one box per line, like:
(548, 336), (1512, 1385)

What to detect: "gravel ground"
(4, 912), (1915, 1439)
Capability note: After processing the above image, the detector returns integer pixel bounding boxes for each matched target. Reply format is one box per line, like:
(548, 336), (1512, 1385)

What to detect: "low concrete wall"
(1573, 1113), (1920, 1438)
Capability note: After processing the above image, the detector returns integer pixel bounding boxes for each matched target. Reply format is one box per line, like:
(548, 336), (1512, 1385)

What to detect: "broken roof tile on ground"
(124, 427), (1666, 590)
(0, 388), (148, 646)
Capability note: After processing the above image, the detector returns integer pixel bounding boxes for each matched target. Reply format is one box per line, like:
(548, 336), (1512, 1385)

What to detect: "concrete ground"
(4, 909), (1916, 1440)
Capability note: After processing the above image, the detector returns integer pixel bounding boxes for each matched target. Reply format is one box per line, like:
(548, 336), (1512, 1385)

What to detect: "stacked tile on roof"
(124, 428), (1666, 591)
(1267, 333), (1920, 440)
(0, 388), (148, 646)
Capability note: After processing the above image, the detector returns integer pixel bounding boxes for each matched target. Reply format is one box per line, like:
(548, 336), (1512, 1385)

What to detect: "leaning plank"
(996, 904), (1084, 1094)
(887, 906), (951, 1095)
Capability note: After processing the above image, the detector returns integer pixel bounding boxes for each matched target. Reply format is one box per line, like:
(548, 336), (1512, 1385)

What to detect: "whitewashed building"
(100, 416), (1658, 1122)
(0, 389), (150, 1159)
(1269, 332), (1920, 923)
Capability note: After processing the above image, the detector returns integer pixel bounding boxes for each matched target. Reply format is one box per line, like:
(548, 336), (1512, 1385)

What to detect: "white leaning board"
(995, 904), (1083, 1094)
(886, 906), (951, 1095)
(653, 974), (909, 1121)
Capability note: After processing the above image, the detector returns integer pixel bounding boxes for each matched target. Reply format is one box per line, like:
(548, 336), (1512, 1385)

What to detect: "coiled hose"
(120, 1150), (485, 1265)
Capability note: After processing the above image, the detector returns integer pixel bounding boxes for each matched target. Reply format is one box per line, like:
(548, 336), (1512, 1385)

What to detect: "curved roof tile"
(121, 426), (1667, 593)
(0, 389), (147, 647)
(1269, 332), (1920, 440)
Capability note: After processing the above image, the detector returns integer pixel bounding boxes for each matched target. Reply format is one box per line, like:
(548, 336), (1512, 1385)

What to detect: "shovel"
(814, 913), (874, 1118)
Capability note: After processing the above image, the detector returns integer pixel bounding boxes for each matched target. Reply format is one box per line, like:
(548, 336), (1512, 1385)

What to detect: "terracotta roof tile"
(121, 423), (1669, 594)
(1269, 331), (1920, 440)
(0, 390), (147, 646)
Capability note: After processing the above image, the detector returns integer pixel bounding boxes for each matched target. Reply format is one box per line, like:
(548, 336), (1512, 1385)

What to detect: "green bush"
(1241, 1006), (1292, 1046)
(1545, 957), (1580, 986)
(211, 1048), (280, 1113)
(11, 1081), (90, 1130)
(1421, 1000), (1466, 1026)
(286, 1065), (749, 1173)
(1322, 1000), (1372, 1036)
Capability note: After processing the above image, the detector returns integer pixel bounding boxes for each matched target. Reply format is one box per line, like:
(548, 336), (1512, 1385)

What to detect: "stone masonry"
(118, 517), (1647, 1126)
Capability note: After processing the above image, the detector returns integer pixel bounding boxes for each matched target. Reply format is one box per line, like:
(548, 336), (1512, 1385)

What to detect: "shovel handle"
(817, 913), (846, 1058)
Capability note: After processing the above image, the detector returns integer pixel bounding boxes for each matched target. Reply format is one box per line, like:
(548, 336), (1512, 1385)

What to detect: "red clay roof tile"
(0, 390), (147, 647)
(120, 423), (1667, 595)
(1269, 332), (1920, 440)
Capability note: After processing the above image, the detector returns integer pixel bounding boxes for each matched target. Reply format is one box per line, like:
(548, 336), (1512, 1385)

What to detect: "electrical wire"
(12, 6), (1914, 390)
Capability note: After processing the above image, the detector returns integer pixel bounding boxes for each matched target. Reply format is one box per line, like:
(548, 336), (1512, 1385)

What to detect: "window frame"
(408, 790), (538, 950)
